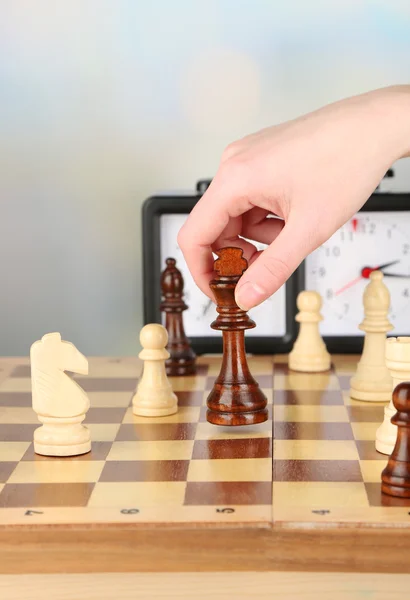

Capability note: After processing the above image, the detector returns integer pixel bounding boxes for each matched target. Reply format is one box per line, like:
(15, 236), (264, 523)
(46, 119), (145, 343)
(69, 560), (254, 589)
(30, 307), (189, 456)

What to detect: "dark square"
(192, 438), (271, 460)
(346, 406), (385, 422)
(355, 440), (388, 461)
(0, 482), (95, 507)
(21, 442), (112, 462)
(175, 391), (204, 407)
(274, 422), (354, 441)
(99, 460), (189, 482)
(184, 481), (272, 505)
(0, 424), (38, 442)
(273, 390), (344, 406)
(85, 407), (127, 424)
(0, 392), (32, 407)
(0, 462), (17, 483)
(116, 422), (197, 441)
(273, 459), (363, 482)
(338, 375), (351, 390)
(10, 365), (31, 378)
(195, 364), (209, 375)
(76, 378), (137, 392)
(365, 482), (410, 507)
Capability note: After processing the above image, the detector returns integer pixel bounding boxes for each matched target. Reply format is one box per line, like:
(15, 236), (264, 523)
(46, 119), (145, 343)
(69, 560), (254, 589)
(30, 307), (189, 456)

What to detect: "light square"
(273, 440), (359, 461)
(274, 373), (340, 391)
(187, 458), (271, 482)
(360, 460), (388, 483)
(273, 481), (369, 508)
(88, 392), (132, 408)
(274, 405), (349, 423)
(87, 423), (120, 442)
(89, 481), (186, 508)
(0, 442), (31, 461)
(351, 422), (380, 441)
(86, 357), (140, 378)
(171, 376), (206, 392)
(8, 460), (105, 484)
(107, 440), (194, 461)
(0, 407), (38, 424)
(0, 378), (31, 393)
(123, 406), (200, 424)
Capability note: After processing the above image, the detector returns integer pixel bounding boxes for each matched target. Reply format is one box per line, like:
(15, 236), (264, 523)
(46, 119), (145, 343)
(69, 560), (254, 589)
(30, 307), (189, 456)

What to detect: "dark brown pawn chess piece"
(206, 247), (268, 426)
(160, 258), (196, 376)
(381, 382), (410, 498)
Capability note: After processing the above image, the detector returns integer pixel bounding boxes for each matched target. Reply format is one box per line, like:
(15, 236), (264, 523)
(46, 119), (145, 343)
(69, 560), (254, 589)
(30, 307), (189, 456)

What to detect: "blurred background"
(1, 0), (410, 355)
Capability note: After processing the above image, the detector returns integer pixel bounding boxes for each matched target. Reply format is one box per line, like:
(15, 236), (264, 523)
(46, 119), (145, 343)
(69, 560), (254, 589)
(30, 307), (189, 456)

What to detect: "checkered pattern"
(0, 356), (273, 526)
(0, 354), (409, 529)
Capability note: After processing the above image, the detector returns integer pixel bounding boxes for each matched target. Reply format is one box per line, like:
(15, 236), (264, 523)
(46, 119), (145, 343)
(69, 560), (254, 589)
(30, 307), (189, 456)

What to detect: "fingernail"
(235, 281), (266, 311)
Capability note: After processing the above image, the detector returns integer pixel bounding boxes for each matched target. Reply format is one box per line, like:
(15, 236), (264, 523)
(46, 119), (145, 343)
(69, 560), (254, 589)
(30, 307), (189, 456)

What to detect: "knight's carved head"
(30, 332), (88, 376)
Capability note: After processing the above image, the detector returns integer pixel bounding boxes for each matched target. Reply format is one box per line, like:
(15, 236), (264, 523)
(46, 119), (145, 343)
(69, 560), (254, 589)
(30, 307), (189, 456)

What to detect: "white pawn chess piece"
(350, 271), (393, 402)
(31, 332), (91, 456)
(289, 291), (330, 372)
(375, 337), (410, 455)
(132, 324), (178, 417)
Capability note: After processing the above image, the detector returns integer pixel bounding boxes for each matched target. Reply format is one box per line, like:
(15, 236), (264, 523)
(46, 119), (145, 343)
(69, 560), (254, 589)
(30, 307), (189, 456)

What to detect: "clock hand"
(334, 261), (400, 296)
(377, 259), (400, 271)
(381, 272), (410, 278)
(334, 276), (363, 296)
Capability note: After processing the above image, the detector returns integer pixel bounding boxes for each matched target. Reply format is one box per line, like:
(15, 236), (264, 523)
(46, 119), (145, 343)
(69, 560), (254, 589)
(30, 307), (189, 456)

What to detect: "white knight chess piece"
(31, 332), (91, 456)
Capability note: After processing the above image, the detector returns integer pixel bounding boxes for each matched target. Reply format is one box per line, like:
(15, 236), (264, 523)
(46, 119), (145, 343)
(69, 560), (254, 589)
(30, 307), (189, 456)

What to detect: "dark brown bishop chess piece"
(160, 258), (196, 376)
(206, 247), (268, 426)
(381, 381), (410, 498)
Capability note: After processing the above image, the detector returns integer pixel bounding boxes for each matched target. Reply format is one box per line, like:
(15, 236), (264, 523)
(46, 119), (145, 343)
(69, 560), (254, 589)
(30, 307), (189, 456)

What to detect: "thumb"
(235, 221), (310, 311)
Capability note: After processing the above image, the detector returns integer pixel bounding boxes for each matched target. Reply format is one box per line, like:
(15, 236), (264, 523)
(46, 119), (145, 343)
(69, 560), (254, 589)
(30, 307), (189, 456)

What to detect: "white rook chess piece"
(132, 324), (178, 417)
(375, 337), (410, 455)
(289, 291), (330, 372)
(350, 271), (393, 402)
(31, 332), (91, 457)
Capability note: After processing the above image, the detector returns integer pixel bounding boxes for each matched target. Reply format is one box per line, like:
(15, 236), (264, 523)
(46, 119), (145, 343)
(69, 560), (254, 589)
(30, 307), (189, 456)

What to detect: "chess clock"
(142, 181), (299, 354)
(300, 193), (410, 353)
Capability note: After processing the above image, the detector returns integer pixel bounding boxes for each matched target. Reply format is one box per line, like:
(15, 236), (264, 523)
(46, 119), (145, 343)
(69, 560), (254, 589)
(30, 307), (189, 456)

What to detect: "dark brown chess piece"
(160, 258), (196, 376)
(381, 382), (410, 498)
(206, 247), (268, 426)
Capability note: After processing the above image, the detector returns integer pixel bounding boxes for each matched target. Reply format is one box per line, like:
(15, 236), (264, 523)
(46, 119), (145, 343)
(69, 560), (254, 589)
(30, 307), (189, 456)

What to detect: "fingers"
(235, 219), (309, 310)
(178, 173), (252, 297)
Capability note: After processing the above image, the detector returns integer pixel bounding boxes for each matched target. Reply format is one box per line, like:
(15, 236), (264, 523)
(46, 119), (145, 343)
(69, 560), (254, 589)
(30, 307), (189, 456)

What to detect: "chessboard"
(1, 353), (410, 574)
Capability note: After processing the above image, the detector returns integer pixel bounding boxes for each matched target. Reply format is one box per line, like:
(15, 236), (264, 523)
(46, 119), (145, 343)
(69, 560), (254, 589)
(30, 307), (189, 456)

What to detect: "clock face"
(160, 214), (286, 337)
(305, 211), (410, 336)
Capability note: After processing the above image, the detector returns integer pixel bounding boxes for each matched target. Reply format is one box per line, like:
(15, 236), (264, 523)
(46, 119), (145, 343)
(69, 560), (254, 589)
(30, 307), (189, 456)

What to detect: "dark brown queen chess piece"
(160, 258), (196, 376)
(381, 382), (410, 498)
(206, 247), (268, 426)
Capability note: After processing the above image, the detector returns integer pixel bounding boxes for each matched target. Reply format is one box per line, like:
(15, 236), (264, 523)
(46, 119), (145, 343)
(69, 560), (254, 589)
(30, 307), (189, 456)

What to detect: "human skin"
(177, 85), (410, 311)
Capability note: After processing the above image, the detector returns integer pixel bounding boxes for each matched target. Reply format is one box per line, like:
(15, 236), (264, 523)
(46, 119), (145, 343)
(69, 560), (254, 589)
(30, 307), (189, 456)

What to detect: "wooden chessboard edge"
(2, 527), (410, 574)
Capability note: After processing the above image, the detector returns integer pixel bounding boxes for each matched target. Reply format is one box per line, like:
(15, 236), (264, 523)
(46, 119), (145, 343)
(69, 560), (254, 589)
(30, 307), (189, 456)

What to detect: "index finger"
(177, 176), (232, 296)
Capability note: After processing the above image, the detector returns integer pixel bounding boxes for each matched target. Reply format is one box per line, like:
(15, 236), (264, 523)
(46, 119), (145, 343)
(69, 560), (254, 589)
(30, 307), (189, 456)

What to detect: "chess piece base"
(206, 407), (268, 426)
(34, 439), (91, 457)
(34, 415), (91, 457)
(382, 484), (410, 498)
(349, 379), (392, 402)
(132, 401), (178, 417)
(289, 353), (330, 373)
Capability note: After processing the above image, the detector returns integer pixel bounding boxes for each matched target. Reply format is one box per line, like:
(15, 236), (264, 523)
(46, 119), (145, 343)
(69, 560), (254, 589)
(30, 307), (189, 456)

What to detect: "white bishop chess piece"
(375, 337), (410, 455)
(289, 291), (330, 372)
(350, 271), (393, 402)
(31, 332), (91, 456)
(132, 324), (178, 417)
